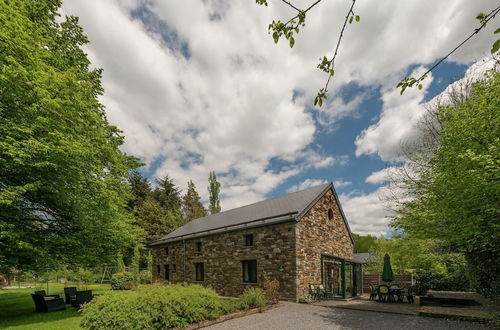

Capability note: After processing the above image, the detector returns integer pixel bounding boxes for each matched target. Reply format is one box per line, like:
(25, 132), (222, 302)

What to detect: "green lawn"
(0, 283), (111, 330)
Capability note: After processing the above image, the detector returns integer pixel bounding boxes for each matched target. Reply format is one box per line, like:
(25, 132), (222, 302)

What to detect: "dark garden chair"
(31, 293), (66, 313)
(389, 284), (400, 302)
(63, 287), (77, 304)
(317, 284), (327, 300)
(369, 284), (378, 301)
(377, 285), (390, 302)
(34, 290), (60, 299)
(399, 286), (414, 304)
(71, 290), (94, 308)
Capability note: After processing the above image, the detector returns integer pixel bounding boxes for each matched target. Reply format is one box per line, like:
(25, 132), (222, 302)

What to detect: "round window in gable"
(328, 208), (334, 220)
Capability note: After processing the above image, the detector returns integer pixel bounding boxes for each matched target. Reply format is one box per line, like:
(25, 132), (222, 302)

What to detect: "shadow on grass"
(0, 287), (92, 329)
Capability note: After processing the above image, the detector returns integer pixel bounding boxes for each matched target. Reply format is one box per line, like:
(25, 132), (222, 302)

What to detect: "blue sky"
(62, 0), (498, 235)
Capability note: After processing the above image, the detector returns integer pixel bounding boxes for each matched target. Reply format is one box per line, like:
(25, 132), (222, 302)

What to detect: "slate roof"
(150, 182), (353, 245)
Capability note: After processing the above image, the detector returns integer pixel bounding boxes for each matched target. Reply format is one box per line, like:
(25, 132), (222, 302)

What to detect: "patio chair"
(34, 290), (60, 299)
(389, 284), (400, 302)
(369, 284), (378, 301)
(309, 284), (318, 301)
(399, 286), (414, 304)
(31, 293), (66, 313)
(377, 285), (390, 302)
(71, 290), (93, 308)
(317, 284), (327, 300)
(64, 287), (77, 304)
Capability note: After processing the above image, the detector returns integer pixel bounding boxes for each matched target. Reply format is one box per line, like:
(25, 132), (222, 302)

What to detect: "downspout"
(183, 239), (186, 281)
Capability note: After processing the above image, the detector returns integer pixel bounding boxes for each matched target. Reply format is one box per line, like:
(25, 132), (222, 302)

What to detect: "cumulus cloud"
(356, 57), (498, 162)
(287, 179), (328, 193)
(62, 0), (498, 211)
(339, 187), (395, 236)
(333, 180), (352, 188)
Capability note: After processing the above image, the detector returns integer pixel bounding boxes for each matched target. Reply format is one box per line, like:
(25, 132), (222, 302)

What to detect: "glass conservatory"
(321, 254), (363, 299)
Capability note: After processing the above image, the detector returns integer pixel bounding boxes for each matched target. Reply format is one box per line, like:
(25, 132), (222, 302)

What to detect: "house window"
(328, 208), (334, 220)
(165, 264), (170, 281)
(164, 247), (169, 255)
(244, 234), (254, 246)
(242, 260), (257, 283)
(194, 263), (204, 281)
(156, 265), (160, 275)
(196, 242), (203, 252)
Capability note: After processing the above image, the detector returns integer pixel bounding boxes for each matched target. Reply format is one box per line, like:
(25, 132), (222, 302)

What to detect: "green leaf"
(289, 36), (295, 48)
(491, 39), (500, 54)
(355, 15), (360, 22)
(494, 28), (500, 34)
(418, 84), (423, 90)
(349, 16), (353, 24)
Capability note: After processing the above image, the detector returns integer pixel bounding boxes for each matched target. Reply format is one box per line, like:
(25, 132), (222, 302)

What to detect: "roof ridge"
(188, 182), (330, 222)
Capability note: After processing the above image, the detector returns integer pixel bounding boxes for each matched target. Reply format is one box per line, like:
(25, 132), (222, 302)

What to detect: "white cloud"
(333, 180), (352, 188)
(355, 57), (498, 162)
(61, 0), (499, 211)
(365, 167), (397, 185)
(287, 179), (328, 193)
(340, 187), (395, 236)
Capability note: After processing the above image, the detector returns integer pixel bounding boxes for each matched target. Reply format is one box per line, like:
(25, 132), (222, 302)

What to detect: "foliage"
(414, 269), (472, 295)
(110, 272), (138, 290)
(352, 233), (378, 253)
(182, 180), (208, 221)
(0, 0), (143, 273)
(80, 284), (237, 330)
(261, 273), (280, 304)
(138, 270), (152, 284)
(74, 268), (97, 289)
(298, 295), (312, 304)
(207, 171), (221, 214)
(392, 71), (500, 297)
(239, 288), (267, 309)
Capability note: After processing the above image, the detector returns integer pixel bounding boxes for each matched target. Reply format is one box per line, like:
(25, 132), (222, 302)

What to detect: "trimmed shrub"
(110, 271), (137, 290)
(239, 288), (266, 309)
(81, 284), (232, 329)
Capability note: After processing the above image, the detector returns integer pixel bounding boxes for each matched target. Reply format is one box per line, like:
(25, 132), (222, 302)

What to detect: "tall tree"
(128, 170), (152, 213)
(0, 0), (143, 273)
(153, 175), (182, 215)
(183, 180), (208, 221)
(391, 70), (500, 297)
(207, 171), (221, 214)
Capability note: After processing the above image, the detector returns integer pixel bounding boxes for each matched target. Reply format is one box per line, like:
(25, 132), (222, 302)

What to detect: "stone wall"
(295, 189), (354, 297)
(152, 221), (298, 300)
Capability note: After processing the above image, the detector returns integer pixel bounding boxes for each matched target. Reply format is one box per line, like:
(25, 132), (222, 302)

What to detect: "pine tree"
(182, 180), (208, 221)
(153, 175), (182, 214)
(207, 171), (221, 214)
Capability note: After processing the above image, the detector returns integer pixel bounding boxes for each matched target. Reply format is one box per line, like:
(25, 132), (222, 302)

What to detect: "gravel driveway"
(206, 302), (491, 330)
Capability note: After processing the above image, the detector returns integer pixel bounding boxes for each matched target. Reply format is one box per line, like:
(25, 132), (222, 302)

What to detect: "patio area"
(312, 291), (499, 322)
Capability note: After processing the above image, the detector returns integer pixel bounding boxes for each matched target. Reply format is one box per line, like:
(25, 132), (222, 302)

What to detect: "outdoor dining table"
(389, 287), (403, 302)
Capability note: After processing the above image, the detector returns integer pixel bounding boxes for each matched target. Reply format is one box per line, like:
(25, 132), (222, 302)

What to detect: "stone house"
(150, 182), (363, 300)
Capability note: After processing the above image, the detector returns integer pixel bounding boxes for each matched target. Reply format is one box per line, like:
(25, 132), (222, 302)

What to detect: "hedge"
(80, 284), (246, 329)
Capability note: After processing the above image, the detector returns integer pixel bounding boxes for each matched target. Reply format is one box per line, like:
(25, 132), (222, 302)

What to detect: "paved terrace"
(312, 292), (498, 322)
(206, 301), (492, 330)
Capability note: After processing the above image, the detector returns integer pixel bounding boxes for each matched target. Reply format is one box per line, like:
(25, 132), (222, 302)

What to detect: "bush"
(414, 270), (472, 295)
(262, 273), (279, 304)
(239, 288), (266, 309)
(298, 295), (312, 304)
(81, 284), (233, 329)
(138, 270), (152, 284)
(111, 271), (138, 290)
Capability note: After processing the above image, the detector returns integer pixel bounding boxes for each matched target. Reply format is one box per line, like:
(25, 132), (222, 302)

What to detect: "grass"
(0, 283), (111, 330)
